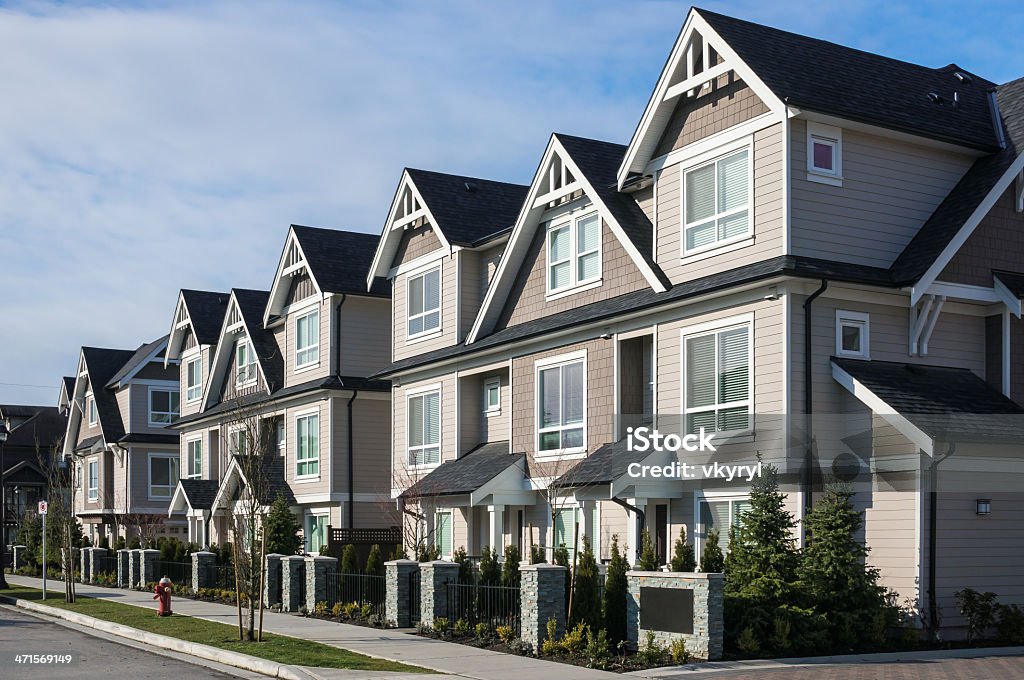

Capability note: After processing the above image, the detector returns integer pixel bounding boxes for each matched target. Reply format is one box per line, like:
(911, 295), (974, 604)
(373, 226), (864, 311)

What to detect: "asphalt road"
(0, 605), (245, 679)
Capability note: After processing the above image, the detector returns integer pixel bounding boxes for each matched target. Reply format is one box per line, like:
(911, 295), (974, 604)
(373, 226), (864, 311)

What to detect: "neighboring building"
(377, 7), (1024, 638)
(64, 338), (183, 544)
(169, 225), (394, 552)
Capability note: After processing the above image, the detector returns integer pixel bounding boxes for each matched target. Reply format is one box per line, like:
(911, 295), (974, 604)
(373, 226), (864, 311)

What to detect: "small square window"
(836, 311), (869, 359)
(484, 378), (501, 413)
(812, 138), (835, 172)
(807, 122), (842, 184)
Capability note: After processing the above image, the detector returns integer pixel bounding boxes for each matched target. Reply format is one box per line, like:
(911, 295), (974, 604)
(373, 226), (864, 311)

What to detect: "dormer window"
(86, 394), (98, 426)
(806, 122), (843, 186)
(235, 337), (257, 387)
(295, 309), (320, 368)
(547, 212), (601, 295)
(408, 267), (441, 338)
(683, 147), (750, 255)
(185, 357), (202, 402)
(149, 388), (180, 426)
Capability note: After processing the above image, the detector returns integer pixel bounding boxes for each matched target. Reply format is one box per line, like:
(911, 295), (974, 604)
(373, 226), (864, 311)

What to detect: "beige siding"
(394, 222), (443, 263)
(76, 377), (102, 446)
(940, 186), (1024, 286)
(599, 500), (630, 561)
(179, 347), (209, 418)
(127, 445), (179, 514)
(339, 296), (391, 377)
(283, 298), (331, 387)
(392, 254), (459, 361)
(286, 400), (330, 499)
(351, 500), (398, 529)
(634, 185), (655, 223)
(459, 250), (482, 341)
(332, 396), (392, 499)
(656, 123), (784, 284)
(457, 371), (511, 455)
(790, 119), (974, 267)
(654, 74), (769, 157)
(117, 387), (132, 433)
(392, 373), (458, 493)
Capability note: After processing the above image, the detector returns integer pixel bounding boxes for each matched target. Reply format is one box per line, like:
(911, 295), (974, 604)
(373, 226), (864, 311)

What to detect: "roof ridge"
(406, 167), (528, 188)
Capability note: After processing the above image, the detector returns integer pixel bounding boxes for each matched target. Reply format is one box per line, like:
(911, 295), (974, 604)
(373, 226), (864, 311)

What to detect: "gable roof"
(171, 479), (220, 512)
(0, 406), (66, 452)
(203, 289), (282, 409)
(105, 335), (169, 389)
(400, 441), (524, 498)
(60, 376), (76, 407)
(290, 225), (390, 297)
(80, 347), (135, 443)
(181, 289), (231, 345)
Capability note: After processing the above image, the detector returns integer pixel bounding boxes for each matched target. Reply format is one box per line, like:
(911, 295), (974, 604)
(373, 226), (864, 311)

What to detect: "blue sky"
(1, 0), (1023, 405)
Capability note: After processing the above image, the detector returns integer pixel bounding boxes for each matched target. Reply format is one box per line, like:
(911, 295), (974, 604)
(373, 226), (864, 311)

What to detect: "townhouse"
(167, 225), (394, 552)
(64, 337), (183, 544)
(377, 7), (1024, 636)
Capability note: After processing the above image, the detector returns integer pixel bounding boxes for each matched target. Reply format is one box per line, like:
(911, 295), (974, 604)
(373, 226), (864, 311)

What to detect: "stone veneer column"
(80, 548), (90, 583)
(280, 555), (305, 612)
(192, 550), (216, 591)
(626, 570), (723, 661)
(140, 549), (160, 586)
(384, 559), (418, 628)
(128, 550), (142, 588)
(116, 549), (130, 587)
(519, 563), (566, 652)
(419, 561), (460, 628)
(263, 553), (283, 607)
(304, 555), (337, 613)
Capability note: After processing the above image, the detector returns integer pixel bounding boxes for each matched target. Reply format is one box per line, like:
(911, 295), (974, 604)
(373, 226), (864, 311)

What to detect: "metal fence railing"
(409, 569), (421, 625)
(324, 572), (385, 618)
(205, 563), (235, 590)
(446, 581), (520, 634)
(154, 560), (192, 587)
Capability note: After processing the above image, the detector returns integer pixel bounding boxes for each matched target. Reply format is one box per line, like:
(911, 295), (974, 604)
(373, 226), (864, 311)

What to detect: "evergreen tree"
(264, 493), (302, 556)
(529, 544), (545, 564)
(699, 527), (724, 573)
(453, 546), (473, 583)
(341, 544), (359, 574)
(365, 544), (384, 577)
(670, 527), (697, 572)
(638, 528), (659, 571)
(478, 546), (500, 585)
(553, 543), (569, 568)
(501, 544), (521, 587)
(603, 535), (628, 647)
(571, 536), (602, 630)
(15, 512), (42, 567)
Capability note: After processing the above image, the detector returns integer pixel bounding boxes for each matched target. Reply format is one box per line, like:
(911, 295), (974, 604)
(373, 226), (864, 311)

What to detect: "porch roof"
(553, 437), (648, 488)
(400, 441), (525, 499)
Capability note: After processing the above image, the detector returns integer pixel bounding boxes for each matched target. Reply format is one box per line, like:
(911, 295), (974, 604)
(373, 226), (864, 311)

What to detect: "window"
(87, 395), (97, 426)
(698, 497), (751, 558)
(149, 455), (179, 499)
(87, 460), (98, 501)
(434, 511), (452, 558)
(185, 357), (202, 402)
(228, 428), (250, 456)
(295, 309), (320, 368)
(149, 388), (180, 426)
(484, 378), (501, 414)
(276, 420), (285, 455)
(235, 338), (257, 387)
(836, 310), (870, 359)
(187, 438), (202, 478)
(538, 358), (585, 453)
(407, 268), (441, 337)
(554, 507), (577, 556)
(806, 122), (842, 184)
(547, 212), (601, 293)
(408, 390), (440, 466)
(683, 147), (750, 254)
(296, 413), (320, 477)
(684, 321), (751, 434)
(306, 514), (327, 554)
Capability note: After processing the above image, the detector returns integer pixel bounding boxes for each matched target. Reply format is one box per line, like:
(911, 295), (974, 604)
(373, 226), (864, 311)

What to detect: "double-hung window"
(538, 357), (585, 453)
(296, 413), (320, 477)
(407, 268), (441, 338)
(484, 378), (501, 414)
(187, 438), (202, 478)
(434, 511), (452, 558)
(684, 321), (751, 434)
(698, 496), (751, 559)
(547, 212), (600, 293)
(185, 357), (202, 402)
(306, 514), (327, 554)
(87, 460), (98, 501)
(149, 389), (180, 426)
(295, 309), (319, 368)
(683, 147), (750, 254)
(235, 338), (257, 387)
(87, 395), (98, 426)
(149, 454), (179, 499)
(229, 428), (250, 456)
(408, 390), (440, 466)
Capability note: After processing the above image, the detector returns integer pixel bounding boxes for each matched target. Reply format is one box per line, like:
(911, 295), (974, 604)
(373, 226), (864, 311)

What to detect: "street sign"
(37, 500), (48, 515)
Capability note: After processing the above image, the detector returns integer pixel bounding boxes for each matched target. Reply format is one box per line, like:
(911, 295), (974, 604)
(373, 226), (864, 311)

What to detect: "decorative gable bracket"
(909, 294), (946, 356)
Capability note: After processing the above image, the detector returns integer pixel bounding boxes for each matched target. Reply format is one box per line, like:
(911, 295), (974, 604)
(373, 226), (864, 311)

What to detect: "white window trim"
(147, 452), (179, 501)
(835, 309), (870, 359)
(86, 393), (97, 426)
(680, 312), (754, 438)
(434, 510), (454, 559)
(406, 384), (442, 469)
(87, 458), (98, 501)
(227, 425), (250, 457)
(185, 435), (203, 479)
(806, 121), (843, 186)
(185, 356), (203, 403)
(534, 349), (588, 460)
(406, 265), (442, 342)
(305, 511), (329, 554)
(147, 386), (180, 428)
(294, 308), (320, 371)
(681, 142), (754, 258)
(693, 490), (750, 566)
(545, 210), (603, 297)
(484, 377), (501, 416)
(294, 409), (321, 480)
(235, 337), (258, 388)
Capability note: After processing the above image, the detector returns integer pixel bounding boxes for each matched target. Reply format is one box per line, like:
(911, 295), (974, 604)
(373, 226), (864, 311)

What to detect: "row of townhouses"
(57, 7), (1023, 634)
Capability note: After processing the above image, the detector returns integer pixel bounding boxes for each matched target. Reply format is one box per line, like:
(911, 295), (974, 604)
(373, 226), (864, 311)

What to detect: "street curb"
(0, 594), (310, 680)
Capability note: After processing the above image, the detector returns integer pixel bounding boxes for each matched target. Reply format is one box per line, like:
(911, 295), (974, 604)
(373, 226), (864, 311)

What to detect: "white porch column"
(579, 500), (595, 551)
(626, 498), (640, 566)
(488, 504), (505, 554)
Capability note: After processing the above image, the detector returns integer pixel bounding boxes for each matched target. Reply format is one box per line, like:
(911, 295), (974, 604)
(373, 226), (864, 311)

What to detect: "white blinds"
(685, 324), (750, 433)
(684, 147), (750, 252)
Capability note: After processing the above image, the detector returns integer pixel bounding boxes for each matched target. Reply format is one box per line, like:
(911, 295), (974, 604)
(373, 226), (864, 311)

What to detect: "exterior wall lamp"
(976, 499), (992, 516)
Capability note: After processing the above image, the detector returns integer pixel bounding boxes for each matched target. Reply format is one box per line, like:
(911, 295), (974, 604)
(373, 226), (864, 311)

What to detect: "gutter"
(335, 292), (357, 530)
(928, 442), (956, 642)
(802, 280), (828, 519)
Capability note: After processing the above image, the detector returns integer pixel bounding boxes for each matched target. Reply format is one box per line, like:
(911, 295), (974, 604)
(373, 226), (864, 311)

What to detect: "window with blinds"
(408, 390), (441, 465)
(408, 268), (441, 337)
(554, 507), (577, 555)
(295, 309), (319, 367)
(698, 498), (751, 557)
(683, 147), (750, 255)
(685, 324), (751, 434)
(296, 413), (320, 476)
(435, 511), (453, 557)
(547, 211), (601, 294)
(538, 359), (585, 452)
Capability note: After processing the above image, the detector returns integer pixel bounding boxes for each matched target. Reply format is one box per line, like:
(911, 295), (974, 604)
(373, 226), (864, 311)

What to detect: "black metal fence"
(154, 560), (192, 587)
(324, 571), (385, 617)
(205, 563), (235, 590)
(446, 581), (520, 634)
(409, 569), (421, 625)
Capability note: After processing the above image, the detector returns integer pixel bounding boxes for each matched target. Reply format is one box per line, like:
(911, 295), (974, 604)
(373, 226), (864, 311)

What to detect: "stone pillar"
(419, 561), (461, 628)
(385, 559), (418, 628)
(140, 549), (160, 586)
(280, 555), (305, 612)
(116, 549), (131, 587)
(12, 545), (27, 571)
(192, 550), (216, 591)
(519, 563), (566, 651)
(488, 505), (505, 555)
(304, 555), (337, 613)
(80, 548), (90, 583)
(128, 549), (142, 588)
(264, 553), (283, 607)
(626, 570), (724, 661)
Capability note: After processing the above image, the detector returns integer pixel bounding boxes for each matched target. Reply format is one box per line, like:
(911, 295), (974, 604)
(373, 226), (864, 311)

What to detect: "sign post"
(38, 501), (48, 600)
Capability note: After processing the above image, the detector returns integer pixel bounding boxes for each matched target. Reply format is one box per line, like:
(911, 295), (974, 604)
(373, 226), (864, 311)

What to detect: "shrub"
(265, 493), (302, 555)
(699, 527), (724, 573)
(670, 527), (696, 572)
(638, 529), (658, 571)
(571, 535), (602, 631)
(331, 602), (343, 617)
(736, 625), (760, 655)
(501, 545), (521, 587)
(638, 631), (667, 666)
(360, 603), (373, 619)
(541, 618), (560, 655)
(562, 622), (588, 656)
(365, 544), (384, 577)
(529, 544), (545, 564)
(997, 604), (1024, 645)
(433, 617), (450, 635)
(670, 637), (690, 664)
(341, 544), (359, 574)
(454, 618), (471, 637)
(553, 544), (569, 568)
(453, 547), (473, 584)
(342, 602), (359, 618)
(416, 542), (440, 562)
(769, 615), (791, 652)
(475, 622), (489, 639)
(478, 546), (500, 585)
(496, 625), (515, 644)
(314, 601), (328, 616)
(955, 589), (999, 644)
(585, 626), (610, 662)
(603, 535), (628, 647)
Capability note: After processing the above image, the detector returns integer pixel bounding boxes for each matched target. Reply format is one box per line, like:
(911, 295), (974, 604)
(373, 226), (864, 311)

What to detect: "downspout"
(347, 390), (358, 529)
(610, 497), (646, 561)
(802, 280), (828, 520)
(928, 442), (956, 642)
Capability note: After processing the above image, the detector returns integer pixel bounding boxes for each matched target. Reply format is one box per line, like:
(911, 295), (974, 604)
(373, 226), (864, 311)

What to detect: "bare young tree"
(522, 453), (580, 562)
(36, 435), (78, 602)
(390, 458), (437, 559)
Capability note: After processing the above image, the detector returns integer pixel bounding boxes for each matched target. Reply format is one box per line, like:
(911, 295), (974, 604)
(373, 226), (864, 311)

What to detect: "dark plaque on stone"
(639, 587), (693, 634)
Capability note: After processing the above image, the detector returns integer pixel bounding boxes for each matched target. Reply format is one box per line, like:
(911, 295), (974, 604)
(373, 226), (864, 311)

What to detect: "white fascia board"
(200, 292), (240, 410)
(165, 291), (189, 367)
(168, 483), (190, 515)
(831, 362), (934, 455)
(993, 277), (1022, 318)
(263, 228), (324, 327)
(111, 337), (169, 390)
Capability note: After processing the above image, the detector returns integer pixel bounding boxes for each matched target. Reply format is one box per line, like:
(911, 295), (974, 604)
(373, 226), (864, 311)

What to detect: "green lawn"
(3, 585), (427, 672)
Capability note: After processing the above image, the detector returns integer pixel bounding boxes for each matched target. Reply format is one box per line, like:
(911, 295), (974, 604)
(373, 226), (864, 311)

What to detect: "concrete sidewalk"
(8, 575), (617, 680)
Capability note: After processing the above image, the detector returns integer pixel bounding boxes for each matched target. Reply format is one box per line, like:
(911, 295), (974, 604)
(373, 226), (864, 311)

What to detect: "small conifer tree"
(670, 527), (697, 572)
(603, 535), (628, 646)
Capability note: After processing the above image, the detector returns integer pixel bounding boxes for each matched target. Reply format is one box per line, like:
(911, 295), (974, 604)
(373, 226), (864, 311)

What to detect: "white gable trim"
(264, 227), (324, 326)
(367, 170), (452, 289)
(201, 291), (271, 410)
(165, 291), (193, 367)
(616, 8), (785, 189)
(467, 135), (667, 345)
(108, 337), (169, 390)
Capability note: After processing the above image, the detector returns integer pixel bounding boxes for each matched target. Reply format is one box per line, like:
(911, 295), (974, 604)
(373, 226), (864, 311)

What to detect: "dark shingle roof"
(0, 406), (66, 451)
(75, 435), (104, 452)
(554, 438), (650, 488)
(105, 335), (168, 388)
(698, 8), (999, 151)
(406, 169), (528, 246)
(62, 376), (76, 400)
(81, 347), (135, 442)
(178, 479), (219, 510)
(291, 226), (390, 297)
(117, 433), (178, 445)
(181, 290), (230, 345)
(556, 134), (670, 288)
(232, 289), (283, 392)
(994, 270), (1024, 297)
(401, 441), (524, 498)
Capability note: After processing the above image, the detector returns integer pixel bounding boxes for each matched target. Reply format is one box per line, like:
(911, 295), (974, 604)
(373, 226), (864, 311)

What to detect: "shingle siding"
(654, 74), (769, 157)
(939, 186), (1024, 286)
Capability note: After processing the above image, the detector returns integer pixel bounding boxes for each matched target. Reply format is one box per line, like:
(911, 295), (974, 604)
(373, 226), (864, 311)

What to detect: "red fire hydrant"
(153, 577), (173, 616)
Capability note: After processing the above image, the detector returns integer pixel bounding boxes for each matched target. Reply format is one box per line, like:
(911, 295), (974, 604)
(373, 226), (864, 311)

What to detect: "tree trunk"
(258, 527), (266, 642)
(233, 536), (243, 641)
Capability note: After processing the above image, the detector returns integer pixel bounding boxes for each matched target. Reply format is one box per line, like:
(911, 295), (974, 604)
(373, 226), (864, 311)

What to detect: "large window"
(684, 321), (751, 434)
(295, 309), (320, 368)
(185, 357), (202, 402)
(683, 147), (750, 255)
(306, 514), (327, 554)
(296, 413), (320, 477)
(235, 338), (257, 387)
(186, 438), (202, 479)
(87, 395), (97, 426)
(538, 358), (585, 453)
(408, 390), (440, 466)
(547, 212), (601, 293)
(434, 511), (452, 558)
(87, 460), (98, 501)
(407, 268), (441, 338)
(554, 507), (578, 556)
(149, 454), (179, 499)
(148, 388), (180, 426)
(698, 496), (751, 560)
